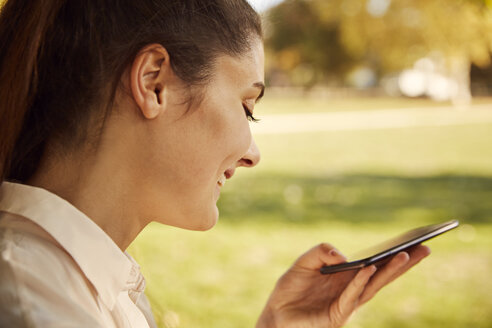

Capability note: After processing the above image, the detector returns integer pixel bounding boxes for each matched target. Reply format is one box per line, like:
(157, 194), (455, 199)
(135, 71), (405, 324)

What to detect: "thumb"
(293, 243), (347, 271)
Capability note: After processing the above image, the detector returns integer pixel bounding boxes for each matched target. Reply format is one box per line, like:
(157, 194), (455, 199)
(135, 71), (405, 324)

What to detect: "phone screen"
(320, 220), (459, 274)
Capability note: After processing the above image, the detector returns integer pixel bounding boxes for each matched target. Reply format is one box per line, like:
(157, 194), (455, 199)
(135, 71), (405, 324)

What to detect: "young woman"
(0, 0), (430, 327)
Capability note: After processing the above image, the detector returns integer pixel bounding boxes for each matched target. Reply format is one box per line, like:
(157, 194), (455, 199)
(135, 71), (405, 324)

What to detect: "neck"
(28, 146), (148, 251)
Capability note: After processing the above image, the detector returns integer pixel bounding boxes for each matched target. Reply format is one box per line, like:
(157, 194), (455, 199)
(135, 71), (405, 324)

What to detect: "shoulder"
(0, 214), (105, 327)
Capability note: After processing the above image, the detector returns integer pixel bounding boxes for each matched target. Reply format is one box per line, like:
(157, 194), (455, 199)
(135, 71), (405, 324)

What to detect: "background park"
(39, 0), (487, 326)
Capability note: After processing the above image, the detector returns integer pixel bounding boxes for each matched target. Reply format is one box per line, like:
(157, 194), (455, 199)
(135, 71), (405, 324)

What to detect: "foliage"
(339, 0), (492, 71)
(265, 0), (492, 86)
(265, 0), (355, 86)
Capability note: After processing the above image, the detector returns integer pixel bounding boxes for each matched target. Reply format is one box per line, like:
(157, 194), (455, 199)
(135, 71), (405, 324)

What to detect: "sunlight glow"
(247, 0), (285, 12)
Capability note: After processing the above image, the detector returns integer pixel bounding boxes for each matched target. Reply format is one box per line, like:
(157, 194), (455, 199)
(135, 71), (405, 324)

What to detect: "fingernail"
(329, 249), (344, 258)
(398, 252), (410, 262)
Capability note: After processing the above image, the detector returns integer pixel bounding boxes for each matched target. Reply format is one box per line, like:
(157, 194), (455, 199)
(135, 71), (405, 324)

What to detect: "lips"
(217, 167), (236, 189)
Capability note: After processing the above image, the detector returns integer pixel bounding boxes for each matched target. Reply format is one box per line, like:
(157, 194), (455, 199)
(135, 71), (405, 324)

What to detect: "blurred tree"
(339, 0), (492, 106)
(266, 0), (492, 105)
(265, 0), (356, 87)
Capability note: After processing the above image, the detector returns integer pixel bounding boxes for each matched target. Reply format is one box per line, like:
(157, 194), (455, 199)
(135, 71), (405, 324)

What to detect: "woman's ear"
(130, 44), (172, 119)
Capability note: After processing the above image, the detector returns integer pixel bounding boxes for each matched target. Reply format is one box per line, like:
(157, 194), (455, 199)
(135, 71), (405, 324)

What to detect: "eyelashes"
(243, 105), (259, 123)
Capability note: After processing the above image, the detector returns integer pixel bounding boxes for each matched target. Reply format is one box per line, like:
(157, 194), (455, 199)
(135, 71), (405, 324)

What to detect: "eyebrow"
(253, 82), (265, 103)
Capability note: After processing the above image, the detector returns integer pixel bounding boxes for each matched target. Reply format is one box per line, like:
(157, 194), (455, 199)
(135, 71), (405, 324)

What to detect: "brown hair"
(0, 0), (262, 183)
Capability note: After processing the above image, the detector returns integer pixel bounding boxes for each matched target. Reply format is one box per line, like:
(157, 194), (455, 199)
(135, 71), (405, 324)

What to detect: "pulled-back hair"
(0, 0), (262, 183)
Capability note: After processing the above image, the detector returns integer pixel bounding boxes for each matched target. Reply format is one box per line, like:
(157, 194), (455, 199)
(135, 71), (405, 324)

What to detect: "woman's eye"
(243, 105), (259, 122)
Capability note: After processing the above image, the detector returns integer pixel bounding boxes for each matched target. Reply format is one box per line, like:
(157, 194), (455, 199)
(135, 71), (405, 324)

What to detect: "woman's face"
(140, 39), (264, 230)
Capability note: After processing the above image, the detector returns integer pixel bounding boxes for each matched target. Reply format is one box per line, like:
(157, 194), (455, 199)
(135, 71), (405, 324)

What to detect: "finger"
(330, 265), (377, 325)
(359, 245), (431, 304)
(293, 243), (347, 271)
(383, 245), (431, 285)
(362, 245), (431, 301)
(358, 251), (410, 304)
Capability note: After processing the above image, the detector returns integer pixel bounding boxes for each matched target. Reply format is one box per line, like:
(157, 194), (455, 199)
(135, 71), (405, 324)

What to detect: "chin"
(173, 206), (219, 231)
(153, 200), (219, 231)
(193, 221), (217, 231)
(193, 208), (219, 231)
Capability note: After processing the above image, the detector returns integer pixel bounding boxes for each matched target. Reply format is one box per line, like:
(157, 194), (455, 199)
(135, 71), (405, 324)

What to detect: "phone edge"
(319, 219), (459, 275)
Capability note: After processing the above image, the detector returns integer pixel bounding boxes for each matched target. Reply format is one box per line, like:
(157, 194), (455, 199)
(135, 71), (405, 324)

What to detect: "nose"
(238, 138), (261, 168)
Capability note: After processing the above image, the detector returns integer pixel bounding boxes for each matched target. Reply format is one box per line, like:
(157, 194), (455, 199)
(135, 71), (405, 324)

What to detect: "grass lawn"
(129, 97), (492, 328)
(131, 221), (491, 328)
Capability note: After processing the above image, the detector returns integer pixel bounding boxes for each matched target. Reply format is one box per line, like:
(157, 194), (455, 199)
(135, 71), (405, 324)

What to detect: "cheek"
(194, 99), (251, 160)
(136, 106), (252, 229)
(210, 110), (252, 166)
(147, 99), (252, 188)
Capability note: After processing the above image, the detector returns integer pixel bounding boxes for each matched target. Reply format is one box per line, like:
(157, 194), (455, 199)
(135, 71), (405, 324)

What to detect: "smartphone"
(320, 219), (459, 274)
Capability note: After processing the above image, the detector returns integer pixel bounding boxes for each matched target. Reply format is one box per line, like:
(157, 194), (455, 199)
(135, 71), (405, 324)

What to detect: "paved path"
(250, 104), (492, 135)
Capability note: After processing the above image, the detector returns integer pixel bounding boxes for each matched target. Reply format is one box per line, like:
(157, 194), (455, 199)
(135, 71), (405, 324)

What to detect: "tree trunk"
(449, 57), (472, 109)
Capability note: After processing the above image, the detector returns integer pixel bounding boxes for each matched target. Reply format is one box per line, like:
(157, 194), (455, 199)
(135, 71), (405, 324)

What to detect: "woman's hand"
(256, 243), (431, 328)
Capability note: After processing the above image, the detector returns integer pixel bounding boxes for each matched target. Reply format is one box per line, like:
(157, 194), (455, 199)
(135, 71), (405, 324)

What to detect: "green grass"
(218, 174), (492, 226)
(130, 221), (492, 328)
(128, 97), (492, 328)
(252, 123), (492, 176)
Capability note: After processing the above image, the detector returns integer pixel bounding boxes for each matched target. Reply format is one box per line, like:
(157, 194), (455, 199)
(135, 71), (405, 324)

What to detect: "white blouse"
(0, 182), (157, 328)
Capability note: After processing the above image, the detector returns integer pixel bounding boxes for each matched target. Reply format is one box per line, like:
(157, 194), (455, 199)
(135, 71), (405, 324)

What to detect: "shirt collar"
(0, 181), (143, 310)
